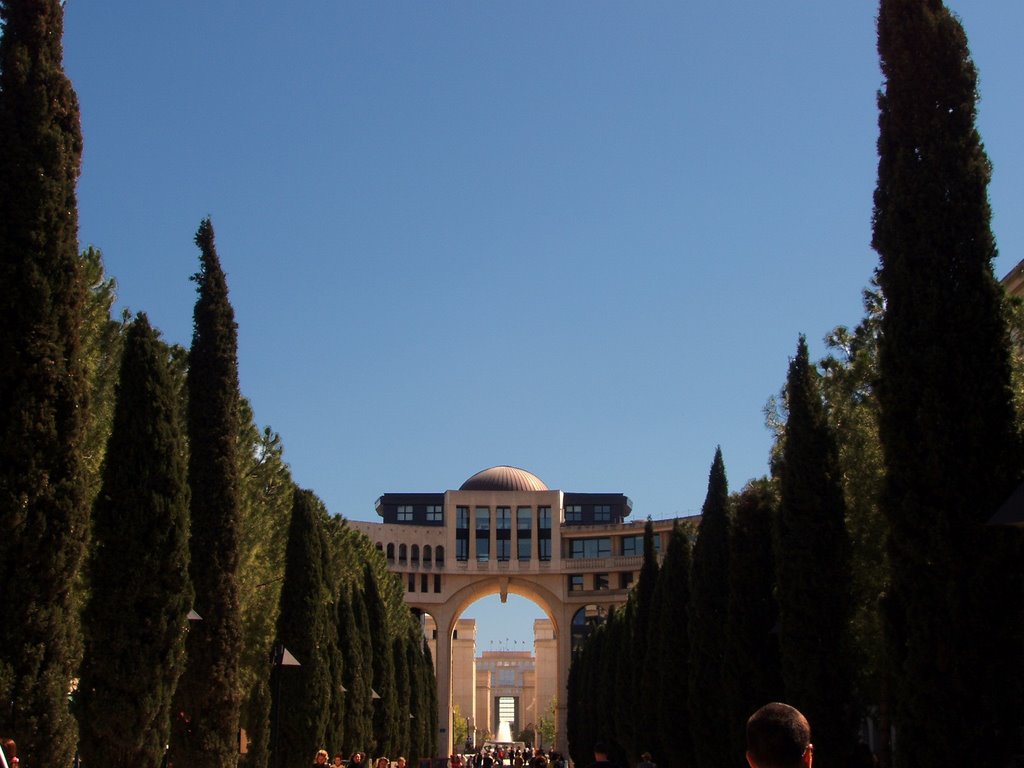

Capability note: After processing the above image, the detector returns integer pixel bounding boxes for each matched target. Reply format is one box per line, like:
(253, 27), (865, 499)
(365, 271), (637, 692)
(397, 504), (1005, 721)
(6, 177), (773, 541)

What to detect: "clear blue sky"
(60, 1), (1024, 648)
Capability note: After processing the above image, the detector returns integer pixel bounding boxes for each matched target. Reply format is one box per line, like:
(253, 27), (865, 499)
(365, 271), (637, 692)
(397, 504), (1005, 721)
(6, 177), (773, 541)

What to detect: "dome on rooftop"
(460, 466), (548, 492)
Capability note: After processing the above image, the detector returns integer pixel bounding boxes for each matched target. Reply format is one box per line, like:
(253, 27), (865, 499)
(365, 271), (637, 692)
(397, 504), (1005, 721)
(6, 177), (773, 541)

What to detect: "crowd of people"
(308, 745), (566, 768)
(0, 701), (819, 768)
(311, 750), (410, 768)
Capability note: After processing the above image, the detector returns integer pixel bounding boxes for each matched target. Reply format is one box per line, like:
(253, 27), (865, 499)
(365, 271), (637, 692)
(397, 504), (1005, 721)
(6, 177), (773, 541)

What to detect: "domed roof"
(459, 466), (549, 492)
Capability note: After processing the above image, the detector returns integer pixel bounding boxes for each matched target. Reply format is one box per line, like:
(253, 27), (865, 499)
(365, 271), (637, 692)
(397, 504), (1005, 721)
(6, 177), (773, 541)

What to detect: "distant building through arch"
(348, 466), (693, 756)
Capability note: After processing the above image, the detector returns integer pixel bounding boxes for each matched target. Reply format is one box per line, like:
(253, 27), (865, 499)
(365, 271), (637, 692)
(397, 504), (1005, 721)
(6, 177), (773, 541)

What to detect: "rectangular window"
(496, 507), (511, 561)
(593, 504), (611, 522)
(517, 506), (532, 561)
(408, 573), (415, 592)
(569, 574), (583, 592)
(620, 572), (634, 589)
(622, 534), (659, 556)
(426, 504), (443, 523)
(570, 538), (611, 559)
(594, 573), (610, 590)
(476, 507), (490, 561)
(397, 505), (414, 522)
(421, 573), (428, 592)
(456, 505), (470, 562)
(565, 505), (582, 523)
(538, 506), (552, 561)
(434, 574), (441, 593)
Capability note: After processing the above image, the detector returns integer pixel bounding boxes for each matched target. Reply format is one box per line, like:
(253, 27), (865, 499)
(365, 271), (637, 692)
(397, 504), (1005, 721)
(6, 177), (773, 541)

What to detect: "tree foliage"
(77, 314), (192, 768)
(0, 1), (88, 763)
(688, 448), (732, 768)
(775, 337), (856, 768)
(271, 488), (333, 768)
(172, 218), (244, 768)
(722, 480), (783, 764)
(873, 2), (1024, 765)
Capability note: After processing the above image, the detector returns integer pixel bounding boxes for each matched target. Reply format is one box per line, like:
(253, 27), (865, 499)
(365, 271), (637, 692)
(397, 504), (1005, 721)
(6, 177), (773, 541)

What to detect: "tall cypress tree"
(342, 585), (373, 754)
(171, 219), (244, 768)
(873, 2), (1024, 765)
(633, 519), (660, 756)
(392, 635), (412, 757)
(721, 481), (783, 766)
(421, 636), (438, 759)
(776, 337), (855, 768)
(688, 448), (731, 768)
(77, 314), (192, 768)
(271, 488), (332, 768)
(364, 564), (399, 757)
(0, 2), (87, 764)
(652, 524), (693, 768)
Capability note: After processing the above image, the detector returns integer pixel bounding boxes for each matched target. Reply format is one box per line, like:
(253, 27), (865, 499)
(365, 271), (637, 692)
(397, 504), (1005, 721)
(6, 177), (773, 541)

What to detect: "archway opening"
(444, 592), (555, 753)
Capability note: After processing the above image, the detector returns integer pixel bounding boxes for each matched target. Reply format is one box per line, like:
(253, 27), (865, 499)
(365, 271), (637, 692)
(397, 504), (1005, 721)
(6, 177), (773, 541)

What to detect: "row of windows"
(408, 572), (442, 594)
(383, 543), (445, 565)
(458, 506), (554, 530)
(397, 504), (443, 522)
(565, 534), (661, 559)
(564, 504), (612, 523)
(568, 572), (634, 591)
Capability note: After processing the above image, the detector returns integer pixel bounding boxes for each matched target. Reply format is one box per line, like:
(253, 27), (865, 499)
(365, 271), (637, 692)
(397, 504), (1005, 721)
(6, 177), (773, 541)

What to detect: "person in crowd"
(396, 756), (407, 768)
(586, 743), (616, 768)
(349, 751), (366, 768)
(375, 755), (390, 768)
(333, 756), (346, 768)
(637, 752), (656, 768)
(314, 749), (330, 766)
(745, 702), (813, 768)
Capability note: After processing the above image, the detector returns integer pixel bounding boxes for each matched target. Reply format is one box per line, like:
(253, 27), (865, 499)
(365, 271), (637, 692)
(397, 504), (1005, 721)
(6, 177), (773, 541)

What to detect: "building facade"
(347, 465), (692, 755)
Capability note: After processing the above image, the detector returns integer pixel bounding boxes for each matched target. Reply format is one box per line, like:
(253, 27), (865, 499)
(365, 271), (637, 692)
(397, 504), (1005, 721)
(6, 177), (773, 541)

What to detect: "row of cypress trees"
(272, 488), (439, 768)
(0, 2), (438, 766)
(570, 2), (1024, 767)
(567, 423), (849, 768)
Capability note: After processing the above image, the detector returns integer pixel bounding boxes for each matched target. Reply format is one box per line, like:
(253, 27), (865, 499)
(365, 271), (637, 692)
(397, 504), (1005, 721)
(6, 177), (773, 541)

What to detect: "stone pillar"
(435, 605), (456, 758)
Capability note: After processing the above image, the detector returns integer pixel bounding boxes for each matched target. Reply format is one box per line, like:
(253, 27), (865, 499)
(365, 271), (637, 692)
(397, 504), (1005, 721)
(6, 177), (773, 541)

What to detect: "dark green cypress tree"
(610, 599), (635, 763)
(0, 2), (87, 764)
(421, 636), (438, 759)
(271, 488), (332, 768)
(633, 519), (660, 756)
(405, 629), (427, 761)
(77, 314), (192, 768)
(775, 337), (855, 768)
(688, 448), (732, 768)
(873, 2), (1024, 765)
(171, 218), (244, 768)
(721, 481), (783, 767)
(342, 585), (374, 754)
(392, 635), (411, 757)
(364, 564), (399, 757)
(651, 524), (693, 768)
(566, 648), (582, 765)
(324, 607), (346, 756)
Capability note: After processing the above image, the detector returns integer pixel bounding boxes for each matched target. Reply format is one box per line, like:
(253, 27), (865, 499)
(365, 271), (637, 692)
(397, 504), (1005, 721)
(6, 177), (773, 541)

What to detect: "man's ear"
(802, 746), (813, 768)
(745, 751), (758, 768)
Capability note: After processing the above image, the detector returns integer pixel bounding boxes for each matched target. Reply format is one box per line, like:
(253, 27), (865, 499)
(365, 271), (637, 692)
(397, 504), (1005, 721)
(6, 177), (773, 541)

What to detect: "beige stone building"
(348, 465), (693, 756)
